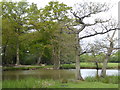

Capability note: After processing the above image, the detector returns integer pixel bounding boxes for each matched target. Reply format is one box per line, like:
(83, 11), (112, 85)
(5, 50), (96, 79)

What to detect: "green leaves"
(41, 1), (72, 21)
(2, 1), (74, 65)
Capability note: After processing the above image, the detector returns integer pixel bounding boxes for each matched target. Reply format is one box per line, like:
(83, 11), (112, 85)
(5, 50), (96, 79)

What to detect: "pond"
(3, 69), (118, 80)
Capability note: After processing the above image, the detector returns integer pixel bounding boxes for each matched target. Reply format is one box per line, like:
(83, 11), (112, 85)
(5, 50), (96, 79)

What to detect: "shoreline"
(2, 66), (118, 71)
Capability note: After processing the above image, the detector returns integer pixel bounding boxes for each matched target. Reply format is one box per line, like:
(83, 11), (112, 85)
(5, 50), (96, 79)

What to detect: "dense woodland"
(2, 1), (76, 66)
(1, 1), (119, 80)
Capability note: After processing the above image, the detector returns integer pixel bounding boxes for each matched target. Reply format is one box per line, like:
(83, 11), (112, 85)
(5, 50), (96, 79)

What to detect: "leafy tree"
(41, 1), (71, 21)
(2, 18), (17, 65)
(20, 21), (58, 65)
(2, 1), (30, 65)
(40, 1), (72, 69)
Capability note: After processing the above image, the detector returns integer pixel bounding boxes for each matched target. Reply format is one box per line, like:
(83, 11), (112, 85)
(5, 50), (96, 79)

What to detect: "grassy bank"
(60, 63), (118, 69)
(3, 65), (53, 71)
(2, 76), (118, 88)
(3, 63), (118, 71)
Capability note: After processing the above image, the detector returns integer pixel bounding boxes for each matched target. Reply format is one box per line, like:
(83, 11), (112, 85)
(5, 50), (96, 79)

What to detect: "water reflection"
(3, 69), (118, 80)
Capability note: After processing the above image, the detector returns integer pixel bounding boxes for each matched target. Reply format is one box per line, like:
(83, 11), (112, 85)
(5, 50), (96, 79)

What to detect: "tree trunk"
(75, 34), (84, 80)
(100, 55), (109, 77)
(76, 54), (83, 80)
(95, 61), (99, 77)
(2, 46), (7, 65)
(36, 56), (42, 65)
(53, 47), (60, 69)
(53, 55), (60, 69)
(2, 39), (9, 65)
(16, 42), (20, 65)
(101, 45), (112, 77)
(53, 57), (60, 69)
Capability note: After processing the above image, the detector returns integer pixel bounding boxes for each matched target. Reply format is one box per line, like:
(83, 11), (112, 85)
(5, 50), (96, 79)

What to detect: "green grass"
(3, 78), (57, 88)
(0, 81), (2, 89)
(60, 63), (118, 69)
(107, 63), (119, 69)
(2, 77), (118, 88)
(48, 81), (118, 88)
(3, 66), (43, 71)
(85, 76), (119, 84)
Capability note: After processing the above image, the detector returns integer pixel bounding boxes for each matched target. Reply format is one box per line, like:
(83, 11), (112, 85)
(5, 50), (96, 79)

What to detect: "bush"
(60, 64), (75, 69)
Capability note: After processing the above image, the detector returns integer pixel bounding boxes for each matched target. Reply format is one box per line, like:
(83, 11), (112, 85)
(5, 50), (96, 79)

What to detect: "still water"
(3, 69), (118, 80)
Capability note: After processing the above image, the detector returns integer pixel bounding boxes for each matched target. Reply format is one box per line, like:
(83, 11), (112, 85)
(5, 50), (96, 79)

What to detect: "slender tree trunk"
(3, 39), (9, 65)
(2, 46), (7, 65)
(100, 55), (109, 77)
(58, 47), (61, 67)
(36, 56), (42, 65)
(16, 42), (20, 65)
(95, 61), (99, 77)
(101, 45), (112, 77)
(96, 70), (99, 78)
(75, 34), (84, 80)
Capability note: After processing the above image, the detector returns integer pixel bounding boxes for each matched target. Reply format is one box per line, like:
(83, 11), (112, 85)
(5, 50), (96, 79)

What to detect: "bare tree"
(90, 20), (119, 77)
(65, 2), (118, 80)
(88, 43), (103, 77)
(95, 21), (119, 77)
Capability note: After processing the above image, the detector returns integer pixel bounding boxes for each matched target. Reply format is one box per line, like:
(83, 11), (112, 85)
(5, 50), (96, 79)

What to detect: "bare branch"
(71, 2), (109, 25)
(85, 19), (110, 26)
(65, 25), (77, 34)
(79, 50), (92, 55)
(112, 48), (120, 50)
(71, 11), (85, 24)
(79, 28), (118, 40)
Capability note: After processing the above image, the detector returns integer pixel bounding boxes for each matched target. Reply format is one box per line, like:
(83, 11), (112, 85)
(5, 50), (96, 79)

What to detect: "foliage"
(109, 50), (120, 63)
(2, 1), (30, 65)
(80, 53), (105, 63)
(40, 1), (72, 21)
(2, 0), (74, 66)
(2, 18), (17, 64)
